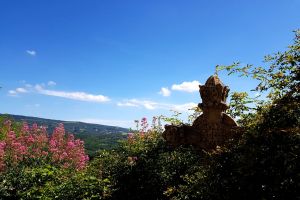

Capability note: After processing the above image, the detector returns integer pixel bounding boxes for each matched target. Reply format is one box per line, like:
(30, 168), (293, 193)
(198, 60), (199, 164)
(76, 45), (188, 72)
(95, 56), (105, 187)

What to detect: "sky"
(0, 0), (299, 128)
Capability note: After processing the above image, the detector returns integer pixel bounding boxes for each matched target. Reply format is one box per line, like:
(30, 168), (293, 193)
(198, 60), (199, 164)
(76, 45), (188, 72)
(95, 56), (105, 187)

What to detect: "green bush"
(1, 30), (299, 200)
(45, 173), (111, 200)
(0, 164), (62, 199)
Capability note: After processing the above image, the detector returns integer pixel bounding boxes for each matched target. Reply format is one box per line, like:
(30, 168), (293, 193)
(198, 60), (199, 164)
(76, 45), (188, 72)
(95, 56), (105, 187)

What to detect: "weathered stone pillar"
(162, 75), (241, 151)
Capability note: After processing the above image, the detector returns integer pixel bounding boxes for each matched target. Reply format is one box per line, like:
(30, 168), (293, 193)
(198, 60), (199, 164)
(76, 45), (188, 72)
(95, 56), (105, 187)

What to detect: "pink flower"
(31, 123), (38, 132)
(132, 156), (138, 161)
(140, 117), (149, 133)
(127, 133), (134, 139)
(0, 142), (6, 171)
(0, 121), (88, 172)
(67, 141), (75, 148)
(7, 131), (16, 140)
(127, 156), (138, 165)
(4, 120), (12, 129)
(27, 135), (35, 143)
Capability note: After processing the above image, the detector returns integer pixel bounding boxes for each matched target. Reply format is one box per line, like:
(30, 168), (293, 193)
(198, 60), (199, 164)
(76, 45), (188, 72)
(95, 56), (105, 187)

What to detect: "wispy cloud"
(26, 50), (36, 56)
(159, 87), (171, 97)
(8, 81), (110, 103)
(117, 99), (157, 110)
(8, 90), (18, 96)
(170, 102), (198, 112)
(16, 87), (28, 93)
(35, 84), (110, 103)
(47, 81), (56, 86)
(117, 102), (139, 107)
(171, 80), (200, 93)
(8, 87), (28, 96)
(78, 118), (133, 128)
(117, 99), (197, 112)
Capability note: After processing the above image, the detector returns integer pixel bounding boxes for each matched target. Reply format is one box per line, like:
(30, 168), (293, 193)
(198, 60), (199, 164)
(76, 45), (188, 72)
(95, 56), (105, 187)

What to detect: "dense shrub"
(90, 30), (299, 200)
(168, 129), (299, 200)
(88, 117), (202, 200)
(0, 121), (89, 171)
(0, 30), (299, 200)
(168, 29), (300, 200)
(0, 120), (100, 199)
(0, 164), (61, 199)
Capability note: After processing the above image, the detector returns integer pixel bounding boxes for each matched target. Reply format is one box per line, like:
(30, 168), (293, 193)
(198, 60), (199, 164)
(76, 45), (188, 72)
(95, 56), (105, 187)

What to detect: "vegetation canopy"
(0, 30), (299, 199)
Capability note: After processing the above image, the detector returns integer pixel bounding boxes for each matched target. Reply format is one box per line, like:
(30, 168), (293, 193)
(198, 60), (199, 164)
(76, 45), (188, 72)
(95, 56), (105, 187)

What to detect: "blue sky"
(0, 0), (299, 128)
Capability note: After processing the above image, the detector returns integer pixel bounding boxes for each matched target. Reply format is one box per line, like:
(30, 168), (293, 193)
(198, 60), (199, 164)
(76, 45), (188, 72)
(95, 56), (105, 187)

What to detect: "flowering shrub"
(123, 117), (164, 157)
(0, 120), (89, 172)
(49, 124), (89, 170)
(88, 117), (202, 200)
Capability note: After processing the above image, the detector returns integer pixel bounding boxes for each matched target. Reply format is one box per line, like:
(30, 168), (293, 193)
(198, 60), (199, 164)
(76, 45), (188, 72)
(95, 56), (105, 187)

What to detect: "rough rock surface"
(162, 75), (241, 150)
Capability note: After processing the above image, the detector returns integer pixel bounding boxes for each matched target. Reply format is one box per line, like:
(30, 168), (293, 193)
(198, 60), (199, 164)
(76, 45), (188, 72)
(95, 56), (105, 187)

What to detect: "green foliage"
(227, 91), (259, 127)
(216, 29), (300, 101)
(169, 129), (300, 200)
(0, 114), (128, 157)
(160, 111), (184, 126)
(187, 106), (202, 125)
(88, 124), (203, 200)
(45, 173), (111, 200)
(0, 162), (112, 199)
(217, 29), (300, 129)
(169, 29), (300, 200)
(0, 30), (299, 200)
(0, 115), (22, 139)
(228, 92), (252, 119)
(0, 118), (111, 200)
(76, 133), (126, 158)
(113, 147), (201, 200)
(0, 164), (61, 199)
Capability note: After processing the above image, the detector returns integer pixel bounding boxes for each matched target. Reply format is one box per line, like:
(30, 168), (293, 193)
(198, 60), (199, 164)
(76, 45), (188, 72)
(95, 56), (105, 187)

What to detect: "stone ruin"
(162, 75), (241, 151)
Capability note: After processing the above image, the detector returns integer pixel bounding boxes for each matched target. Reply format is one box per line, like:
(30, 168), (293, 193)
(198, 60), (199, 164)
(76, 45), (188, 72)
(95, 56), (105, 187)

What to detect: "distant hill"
(0, 114), (130, 157)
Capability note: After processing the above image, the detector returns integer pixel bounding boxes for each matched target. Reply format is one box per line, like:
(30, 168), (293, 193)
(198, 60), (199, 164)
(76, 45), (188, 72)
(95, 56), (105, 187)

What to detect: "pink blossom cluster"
(49, 124), (89, 170)
(127, 132), (134, 142)
(125, 117), (162, 164)
(140, 117), (148, 134)
(127, 118), (149, 143)
(0, 141), (5, 170)
(127, 156), (138, 165)
(127, 117), (160, 144)
(0, 121), (89, 172)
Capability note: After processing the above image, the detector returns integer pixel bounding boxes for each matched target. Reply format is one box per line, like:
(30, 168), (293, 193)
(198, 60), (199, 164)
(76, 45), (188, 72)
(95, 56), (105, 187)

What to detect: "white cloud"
(117, 99), (197, 112)
(9, 82), (110, 103)
(144, 103), (156, 110)
(34, 84), (43, 91)
(26, 50), (36, 56)
(35, 84), (110, 103)
(117, 102), (139, 107)
(117, 99), (157, 110)
(159, 87), (171, 97)
(8, 87), (28, 96)
(171, 102), (198, 112)
(47, 81), (57, 86)
(76, 118), (133, 128)
(171, 80), (200, 93)
(16, 87), (28, 93)
(8, 90), (17, 96)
